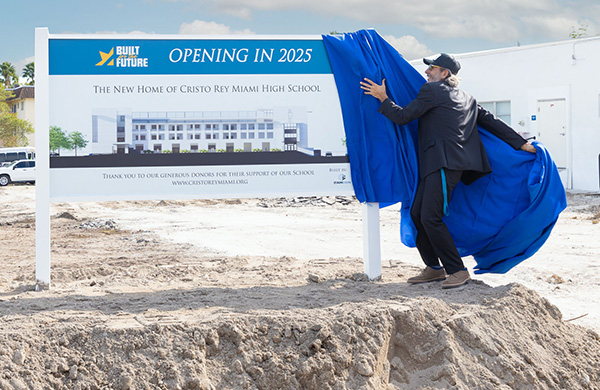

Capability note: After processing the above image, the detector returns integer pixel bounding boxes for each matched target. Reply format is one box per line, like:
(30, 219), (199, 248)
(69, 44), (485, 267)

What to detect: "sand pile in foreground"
(0, 187), (599, 389)
(1, 278), (599, 389)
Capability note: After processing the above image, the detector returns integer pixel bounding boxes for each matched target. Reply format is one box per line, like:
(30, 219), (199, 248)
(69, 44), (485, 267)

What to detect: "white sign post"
(362, 202), (382, 280)
(35, 28), (51, 290)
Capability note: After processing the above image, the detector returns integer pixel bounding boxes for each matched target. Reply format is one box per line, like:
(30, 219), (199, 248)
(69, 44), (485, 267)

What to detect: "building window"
(154, 144), (162, 152)
(240, 124), (247, 130)
(266, 123), (273, 130)
(213, 133), (219, 140)
(206, 133), (212, 140)
(188, 134), (194, 140)
(267, 132), (274, 139)
(230, 124), (237, 131)
(258, 123), (266, 130)
(177, 125), (183, 131)
(248, 124), (255, 130)
(169, 125), (176, 131)
(92, 115), (99, 143)
(140, 135), (146, 141)
(169, 134), (175, 140)
(151, 134), (157, 140)
(258, 132), (265, 139)
(231, 133), (237, 139)
(241, 133), (247, 139)
(249, 132), (255, 139)
(159, 134), (165, 140)
(191, 144), (198, 152)
(195, 134), (201, 139)
(177, 133), (183, 140)
(224, 133), (230, 140)
(223, 124), (230, 131)
(480, 101), (511, 125)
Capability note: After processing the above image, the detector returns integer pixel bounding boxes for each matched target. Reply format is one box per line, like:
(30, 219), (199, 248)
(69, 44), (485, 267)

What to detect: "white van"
(0, 160), (36, 186)
(0, 147), (35, 164)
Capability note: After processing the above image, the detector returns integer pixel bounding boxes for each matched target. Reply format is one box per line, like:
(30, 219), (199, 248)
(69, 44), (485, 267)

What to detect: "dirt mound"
(1, 186), (599, 389)
(0, 283), (598, 389)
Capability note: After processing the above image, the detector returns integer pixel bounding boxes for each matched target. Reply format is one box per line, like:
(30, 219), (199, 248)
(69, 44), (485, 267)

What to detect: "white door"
(537, 99), (567, 168)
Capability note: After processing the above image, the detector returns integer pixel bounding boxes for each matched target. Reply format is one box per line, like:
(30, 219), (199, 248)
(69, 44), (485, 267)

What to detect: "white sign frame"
(34, 28), (381, 289)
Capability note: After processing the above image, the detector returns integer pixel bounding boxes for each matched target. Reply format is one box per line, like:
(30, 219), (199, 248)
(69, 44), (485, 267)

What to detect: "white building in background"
(89, 106), (327, 156)
(412, 36), (600, 192)
(3, 85), (35, 147)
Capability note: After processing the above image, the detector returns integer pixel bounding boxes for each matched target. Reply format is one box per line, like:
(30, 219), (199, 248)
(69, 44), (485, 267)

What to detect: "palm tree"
(23, 62), (34, 85)
(0, 62), (18, 88)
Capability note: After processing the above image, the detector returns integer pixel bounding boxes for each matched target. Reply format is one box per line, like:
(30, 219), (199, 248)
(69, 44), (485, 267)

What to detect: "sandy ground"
(0, 184), (599, 389)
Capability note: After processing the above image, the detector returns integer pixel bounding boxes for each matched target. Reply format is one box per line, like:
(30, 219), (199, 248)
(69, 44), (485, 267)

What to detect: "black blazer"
(378, 81), (526, 185)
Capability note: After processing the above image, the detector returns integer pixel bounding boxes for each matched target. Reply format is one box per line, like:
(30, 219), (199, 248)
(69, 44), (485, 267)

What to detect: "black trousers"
(410, 169), (464, 275)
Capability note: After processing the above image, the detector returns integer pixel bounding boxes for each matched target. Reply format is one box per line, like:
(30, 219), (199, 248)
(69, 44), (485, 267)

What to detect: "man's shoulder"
(421, 81), (446, 89)
(417, 81), (438, 98)
(418, 81), (457, 101)
(419, 81), (458, 95)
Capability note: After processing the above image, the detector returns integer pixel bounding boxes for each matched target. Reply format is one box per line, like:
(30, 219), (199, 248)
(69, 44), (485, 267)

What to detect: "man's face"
(425, 65), (447, 83)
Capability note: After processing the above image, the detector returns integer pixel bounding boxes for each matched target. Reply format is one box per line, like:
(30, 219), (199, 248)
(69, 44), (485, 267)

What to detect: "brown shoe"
(407, 266), (447, 284)
(441, 270), (471, 289)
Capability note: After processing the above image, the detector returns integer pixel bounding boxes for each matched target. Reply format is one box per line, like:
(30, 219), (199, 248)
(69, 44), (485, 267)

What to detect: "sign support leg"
(35, 27), (51, 290)
(362, 202), (382, 280)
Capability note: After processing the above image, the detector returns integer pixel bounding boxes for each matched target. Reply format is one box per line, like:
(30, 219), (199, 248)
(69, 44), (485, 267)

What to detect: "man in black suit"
(360, 53), (536, 289)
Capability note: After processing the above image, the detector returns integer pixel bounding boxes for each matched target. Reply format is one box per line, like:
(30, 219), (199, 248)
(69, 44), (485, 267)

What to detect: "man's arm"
(361, 78), (434, 126)
(378, 85), (434, 126)
(477, 105), (536, 153)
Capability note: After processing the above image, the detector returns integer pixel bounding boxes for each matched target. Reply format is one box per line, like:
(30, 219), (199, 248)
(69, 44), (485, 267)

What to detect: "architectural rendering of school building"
(90, 106), (319, 156)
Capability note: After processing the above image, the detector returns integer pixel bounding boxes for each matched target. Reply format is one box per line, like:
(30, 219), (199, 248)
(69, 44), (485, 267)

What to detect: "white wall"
(410, 37), (600, 192)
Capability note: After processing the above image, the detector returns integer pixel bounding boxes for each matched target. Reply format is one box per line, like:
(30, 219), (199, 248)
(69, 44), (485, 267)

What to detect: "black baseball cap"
(423, 53), (461, 75)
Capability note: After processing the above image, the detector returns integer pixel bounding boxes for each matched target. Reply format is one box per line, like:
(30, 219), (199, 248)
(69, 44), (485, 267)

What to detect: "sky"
(1, 0), (599, 79)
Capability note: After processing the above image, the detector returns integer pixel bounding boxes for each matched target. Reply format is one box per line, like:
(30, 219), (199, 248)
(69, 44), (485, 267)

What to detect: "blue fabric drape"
(322, 29), (567, 274)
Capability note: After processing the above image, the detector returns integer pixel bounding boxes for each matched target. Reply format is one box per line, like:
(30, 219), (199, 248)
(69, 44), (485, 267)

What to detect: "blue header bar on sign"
(49, 38), (333, 75)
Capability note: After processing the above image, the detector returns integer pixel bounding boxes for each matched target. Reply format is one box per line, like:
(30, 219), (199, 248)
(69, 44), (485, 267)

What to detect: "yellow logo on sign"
(96, 48), (114, 66)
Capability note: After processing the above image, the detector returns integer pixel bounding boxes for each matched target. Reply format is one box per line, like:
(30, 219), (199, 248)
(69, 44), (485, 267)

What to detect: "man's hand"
(360, 78), (388, 103)
(520, 142), (536, 153)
